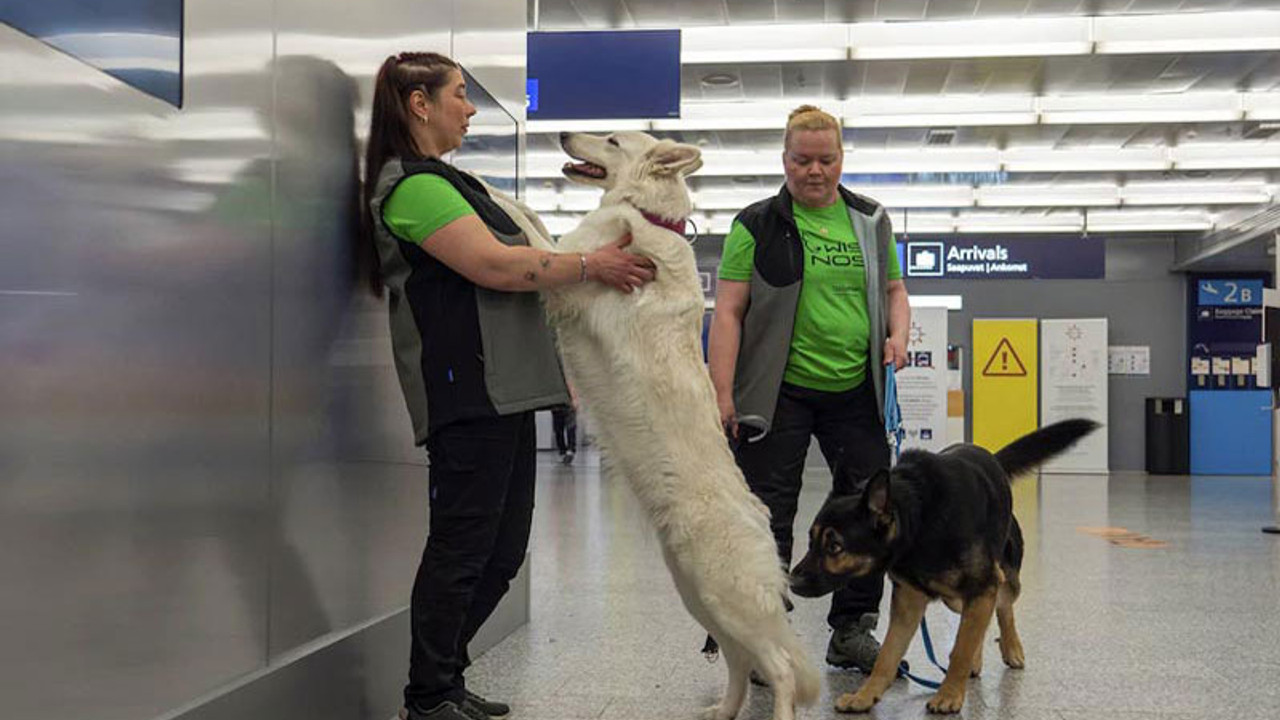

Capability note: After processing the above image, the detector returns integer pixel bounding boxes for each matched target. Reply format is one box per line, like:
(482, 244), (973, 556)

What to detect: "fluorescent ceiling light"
(909, 295), (964, 310)
(849, 17), (1092, 59)
(678, 12), (1280, 64)
(1002, 148), (1170, 173)
(977, 184), (1119, 207)
(1087, 210), (1215, 232)
(848, 149), (1001, 173)
(1243, 93), (1280, 121)
(1173, 144), (1280, 170)
(846, 185), (973, 208)
(682, 24), (847, 64)
(1037, 92), (1242, 125)
(528, 92), (1280, 134)
(1121, 183), (1273, 206)
(526, 119), (649, 133)
(955, 212), (1084, 233)
(1093, 12), (1280, 55)
(894, 211), (957, 234)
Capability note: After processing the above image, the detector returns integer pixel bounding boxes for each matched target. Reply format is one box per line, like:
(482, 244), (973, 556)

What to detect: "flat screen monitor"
(527, 30), (680, 121)
(1, 0), (184, 107)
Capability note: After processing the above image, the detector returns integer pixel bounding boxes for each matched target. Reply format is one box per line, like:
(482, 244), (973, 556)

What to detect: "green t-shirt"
(382, 173), (477, 243)
(718, 200), (903, 392)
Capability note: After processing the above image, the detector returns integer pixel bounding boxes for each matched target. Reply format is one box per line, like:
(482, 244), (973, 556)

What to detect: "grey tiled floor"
(467, 450), (1280, 720)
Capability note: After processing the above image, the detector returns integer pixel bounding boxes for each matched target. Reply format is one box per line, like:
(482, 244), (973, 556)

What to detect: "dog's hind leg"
(702, 638), (750, 720)
(926, 587), (997, 714)
(996, 568), (1025, 669)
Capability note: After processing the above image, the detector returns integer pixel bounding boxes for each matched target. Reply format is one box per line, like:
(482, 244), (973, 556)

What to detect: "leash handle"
(884, 364), (905, 462)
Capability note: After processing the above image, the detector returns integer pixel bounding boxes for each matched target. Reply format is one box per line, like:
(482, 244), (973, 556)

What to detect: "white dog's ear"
(648, 141), (703, 177)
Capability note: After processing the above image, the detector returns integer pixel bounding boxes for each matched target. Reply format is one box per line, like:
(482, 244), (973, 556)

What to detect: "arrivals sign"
(902, 237), (1105, 280)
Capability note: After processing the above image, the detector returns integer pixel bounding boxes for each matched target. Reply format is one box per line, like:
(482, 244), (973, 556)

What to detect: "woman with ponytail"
(362, 52), (655, 720)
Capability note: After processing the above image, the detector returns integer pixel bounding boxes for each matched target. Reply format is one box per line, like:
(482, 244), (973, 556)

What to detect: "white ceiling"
(523, 0), (1280, 236)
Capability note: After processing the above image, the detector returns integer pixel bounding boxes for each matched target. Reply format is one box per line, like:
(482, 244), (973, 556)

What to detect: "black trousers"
(551, 405), (577, 455)
(735, 380), (889, 629)
(405, 412), (536, 711)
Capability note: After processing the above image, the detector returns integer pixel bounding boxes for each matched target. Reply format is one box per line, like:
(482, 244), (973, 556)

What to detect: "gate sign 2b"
(1197, 279), (1263, 307)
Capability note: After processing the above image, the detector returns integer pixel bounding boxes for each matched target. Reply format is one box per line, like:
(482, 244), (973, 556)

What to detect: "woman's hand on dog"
(585, 235), (657, 293)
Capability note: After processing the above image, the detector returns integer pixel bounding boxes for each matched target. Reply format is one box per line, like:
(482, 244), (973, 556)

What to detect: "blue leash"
(884, 365), (905, 463)
(884, 365), (949, 689)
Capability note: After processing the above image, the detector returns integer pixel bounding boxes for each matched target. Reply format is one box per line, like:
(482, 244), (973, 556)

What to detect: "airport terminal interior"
(2, 1), (1279, 720)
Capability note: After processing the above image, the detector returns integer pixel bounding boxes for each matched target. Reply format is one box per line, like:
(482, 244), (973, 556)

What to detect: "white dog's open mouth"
(562, 160), (607, 180)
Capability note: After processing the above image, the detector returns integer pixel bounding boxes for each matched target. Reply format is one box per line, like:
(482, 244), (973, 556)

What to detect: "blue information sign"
(1196, 279), (1263, 307)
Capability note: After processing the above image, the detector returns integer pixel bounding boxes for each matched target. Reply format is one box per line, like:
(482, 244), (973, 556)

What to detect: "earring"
(419, 114), (429, 125)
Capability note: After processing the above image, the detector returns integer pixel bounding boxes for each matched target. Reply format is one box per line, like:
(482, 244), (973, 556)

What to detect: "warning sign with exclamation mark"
(981, 337), (1028, 376)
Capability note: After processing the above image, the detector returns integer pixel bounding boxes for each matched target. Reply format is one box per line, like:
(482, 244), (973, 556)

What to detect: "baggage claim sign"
(903, 237), (1105, 280)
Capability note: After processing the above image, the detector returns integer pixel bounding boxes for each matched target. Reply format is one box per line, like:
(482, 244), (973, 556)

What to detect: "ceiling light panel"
(677, 12), (1280, 64)
(1093, 12), (1280, 55)
(849, 17), (1092, 60)
(682, 24), (847, 64)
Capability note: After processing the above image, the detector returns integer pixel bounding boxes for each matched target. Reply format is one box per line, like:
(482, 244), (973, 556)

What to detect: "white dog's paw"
(700, 703), (735, 720)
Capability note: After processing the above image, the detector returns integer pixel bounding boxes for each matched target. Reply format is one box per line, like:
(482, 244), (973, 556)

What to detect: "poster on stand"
(1040, 318), (1109, 473)
(898, 306), (948, 453)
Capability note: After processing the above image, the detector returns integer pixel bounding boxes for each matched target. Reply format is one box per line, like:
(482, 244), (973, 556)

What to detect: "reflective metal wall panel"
(0, 0), (276, 716)
(1, 0), (530, 718)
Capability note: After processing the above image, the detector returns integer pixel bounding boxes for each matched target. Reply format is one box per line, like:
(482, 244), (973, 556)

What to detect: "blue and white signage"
(1197, 279), (1263, 307)
(901, 237), (1105, 280)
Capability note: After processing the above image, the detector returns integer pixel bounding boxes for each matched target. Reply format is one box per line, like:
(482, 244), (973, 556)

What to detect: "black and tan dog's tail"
(995, 419), (1102, 479)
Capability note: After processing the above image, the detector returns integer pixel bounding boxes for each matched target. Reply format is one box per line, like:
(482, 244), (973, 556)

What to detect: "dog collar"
(638, 208), (688, 235)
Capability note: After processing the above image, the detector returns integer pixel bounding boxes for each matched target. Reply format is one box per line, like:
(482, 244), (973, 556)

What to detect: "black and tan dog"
(790, 419), (1099, 714)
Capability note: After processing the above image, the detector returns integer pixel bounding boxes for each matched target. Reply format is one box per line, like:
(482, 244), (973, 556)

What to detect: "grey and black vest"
(732, 185), (895, 439)
(370, 157), (568, 443)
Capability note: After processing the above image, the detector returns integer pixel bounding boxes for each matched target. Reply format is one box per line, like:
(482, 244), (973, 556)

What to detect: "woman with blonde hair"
(708, 104), (911, 677)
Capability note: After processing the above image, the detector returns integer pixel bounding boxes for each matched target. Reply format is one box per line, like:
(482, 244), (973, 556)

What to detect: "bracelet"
(578, 254), (588, 283)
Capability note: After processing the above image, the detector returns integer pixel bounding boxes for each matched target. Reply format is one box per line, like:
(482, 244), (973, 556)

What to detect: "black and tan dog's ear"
(863, 468), (892, 520)
(648, 140), (703, 176)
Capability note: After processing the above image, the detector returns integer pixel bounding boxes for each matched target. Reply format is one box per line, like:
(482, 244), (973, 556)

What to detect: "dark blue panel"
(527, 30), (680, 120)
(1, 0), (183, 107)
(900, 236), (1104, 279)
(1190, 390), (1272, 475)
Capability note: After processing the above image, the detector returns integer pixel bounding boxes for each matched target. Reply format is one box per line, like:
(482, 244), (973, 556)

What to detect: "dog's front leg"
(926, 588), (997, 714)
(835, 581), (927, 713)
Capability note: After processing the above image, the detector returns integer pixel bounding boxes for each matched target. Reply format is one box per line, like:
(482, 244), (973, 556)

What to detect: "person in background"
(707, 104), (910, 676)
(362, 52), (656, 720)
(552, 383), (578, 465)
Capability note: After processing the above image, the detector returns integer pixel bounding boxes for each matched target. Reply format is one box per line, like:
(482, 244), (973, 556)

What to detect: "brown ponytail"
(359, 52), (460, 296)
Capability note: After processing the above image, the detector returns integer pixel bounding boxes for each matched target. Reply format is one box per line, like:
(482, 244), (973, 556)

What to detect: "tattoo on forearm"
(524, 271), (538, 283)
(539, 255), (552, 270)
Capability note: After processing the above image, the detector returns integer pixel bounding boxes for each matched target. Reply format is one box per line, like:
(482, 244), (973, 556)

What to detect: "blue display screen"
(527, 30), (680, 120)
(1, 0), (183, 107)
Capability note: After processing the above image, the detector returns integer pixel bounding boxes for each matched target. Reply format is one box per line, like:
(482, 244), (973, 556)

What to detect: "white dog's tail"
(784, 630), (821, 706)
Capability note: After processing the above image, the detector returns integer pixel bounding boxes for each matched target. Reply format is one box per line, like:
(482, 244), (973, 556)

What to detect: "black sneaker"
(404, 701), (474, 720)
(464, 690), (510, 718)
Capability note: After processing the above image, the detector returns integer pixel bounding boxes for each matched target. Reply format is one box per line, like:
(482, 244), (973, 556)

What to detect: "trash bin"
(1146, 397), (1189, 475)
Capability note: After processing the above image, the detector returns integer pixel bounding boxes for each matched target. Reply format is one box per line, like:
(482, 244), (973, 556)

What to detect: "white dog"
(486, 132), (819, 720)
